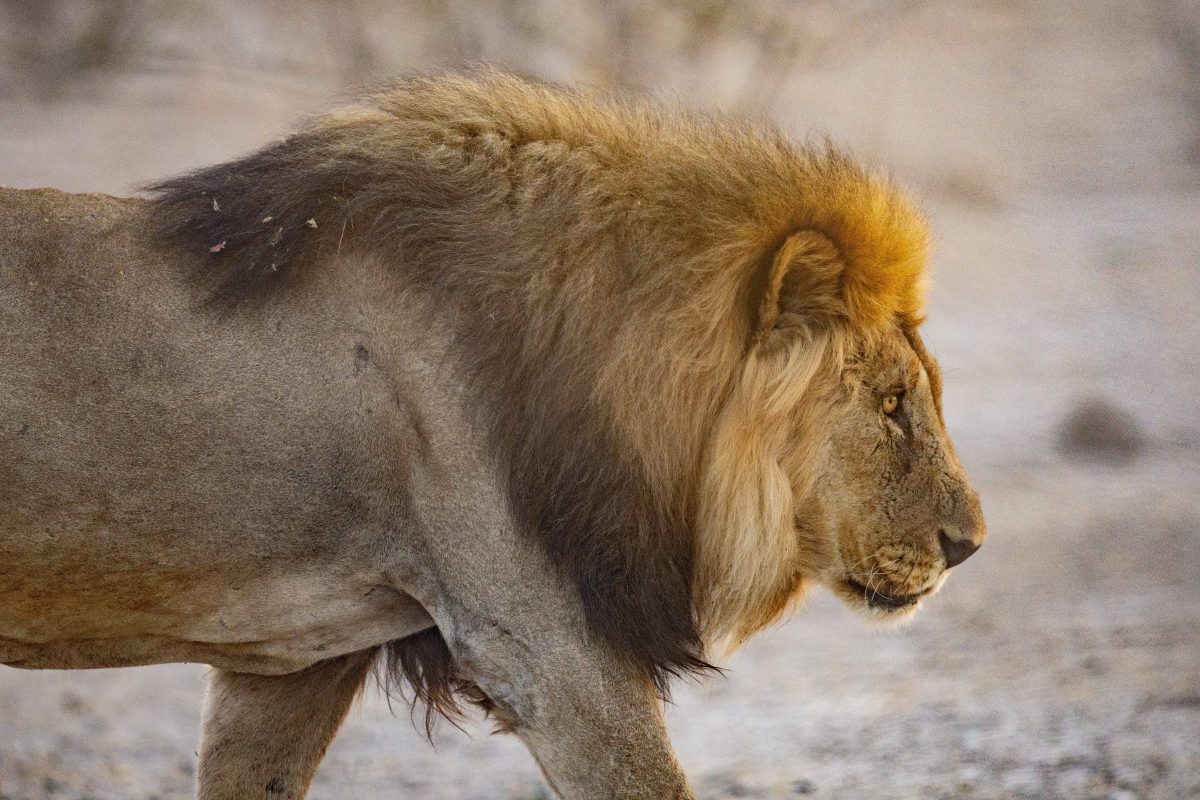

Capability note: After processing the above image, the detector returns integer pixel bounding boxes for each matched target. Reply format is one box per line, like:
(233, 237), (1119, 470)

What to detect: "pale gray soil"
(1, 2), (1198, 798)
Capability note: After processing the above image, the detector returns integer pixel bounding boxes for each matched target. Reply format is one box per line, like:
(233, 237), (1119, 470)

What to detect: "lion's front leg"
(196, 649), (375, 800)
(442, 612), (694, 800)
(511, 661), (695, 800)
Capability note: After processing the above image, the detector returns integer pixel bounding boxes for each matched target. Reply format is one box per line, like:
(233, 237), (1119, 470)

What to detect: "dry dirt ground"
(1, 2), (1198, 798)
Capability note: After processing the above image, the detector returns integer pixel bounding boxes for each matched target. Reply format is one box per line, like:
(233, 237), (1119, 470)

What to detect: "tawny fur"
(2, 70), (982, 799)
(149, 69), (934, 685)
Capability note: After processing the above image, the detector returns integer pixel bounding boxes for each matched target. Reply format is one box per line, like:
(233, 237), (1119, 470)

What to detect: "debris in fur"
(211, 198), (220, 211)
(305, 217), (318, 228)
(208, 240), (226, 253)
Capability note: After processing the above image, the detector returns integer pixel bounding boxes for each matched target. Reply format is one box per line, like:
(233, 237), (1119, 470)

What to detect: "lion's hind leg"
(196, 649), (376, 800)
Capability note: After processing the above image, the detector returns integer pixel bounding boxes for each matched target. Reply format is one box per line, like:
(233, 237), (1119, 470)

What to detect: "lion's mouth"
(844, 578), (922, 611)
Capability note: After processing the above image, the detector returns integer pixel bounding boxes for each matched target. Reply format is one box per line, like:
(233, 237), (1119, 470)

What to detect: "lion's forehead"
(849, 328), (925, 391)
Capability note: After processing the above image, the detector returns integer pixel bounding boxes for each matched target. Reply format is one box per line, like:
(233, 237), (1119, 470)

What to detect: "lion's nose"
(938, 530), (980, 568)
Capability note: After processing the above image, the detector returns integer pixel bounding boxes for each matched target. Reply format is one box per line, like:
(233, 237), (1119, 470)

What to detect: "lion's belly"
(0, 563), (434, 673)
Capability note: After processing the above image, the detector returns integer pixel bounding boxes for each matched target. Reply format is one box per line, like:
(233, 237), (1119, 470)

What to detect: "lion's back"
(0, 187), (149, 297)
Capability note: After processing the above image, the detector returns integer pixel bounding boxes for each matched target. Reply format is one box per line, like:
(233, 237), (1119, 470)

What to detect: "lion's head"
(696, 221), (984, 646)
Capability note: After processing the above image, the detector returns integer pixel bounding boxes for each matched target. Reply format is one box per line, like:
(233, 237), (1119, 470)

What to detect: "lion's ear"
(751, 221), (929, 345)
(751, 230), (845, 347)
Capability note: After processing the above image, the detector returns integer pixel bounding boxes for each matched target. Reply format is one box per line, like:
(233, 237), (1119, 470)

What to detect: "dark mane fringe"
(144, 128), (362, 301)
(146, 71), (715, 707)
(378, 629), (498, 738)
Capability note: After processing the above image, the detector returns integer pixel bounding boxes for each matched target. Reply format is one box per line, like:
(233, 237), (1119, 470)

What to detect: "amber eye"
(882, 394), (901, 415)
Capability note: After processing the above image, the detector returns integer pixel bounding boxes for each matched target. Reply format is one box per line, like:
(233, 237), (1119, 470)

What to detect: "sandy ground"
(1, 1), (1198, 798)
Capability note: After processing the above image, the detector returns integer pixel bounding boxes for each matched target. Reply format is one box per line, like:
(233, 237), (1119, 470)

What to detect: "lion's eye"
(882, 393), (901, 415)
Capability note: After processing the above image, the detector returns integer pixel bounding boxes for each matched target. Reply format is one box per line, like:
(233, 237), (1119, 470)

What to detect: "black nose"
(939, 530), (980, 568)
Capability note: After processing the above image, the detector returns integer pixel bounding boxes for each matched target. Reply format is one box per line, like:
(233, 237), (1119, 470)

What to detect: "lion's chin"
(833, 575), (943, 621)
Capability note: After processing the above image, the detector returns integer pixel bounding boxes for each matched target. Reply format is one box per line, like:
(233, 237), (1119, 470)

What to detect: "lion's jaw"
(808, 325), (985, 622)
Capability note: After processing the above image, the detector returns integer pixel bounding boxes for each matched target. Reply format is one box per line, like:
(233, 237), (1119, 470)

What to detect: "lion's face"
(803, 325), (985, 619)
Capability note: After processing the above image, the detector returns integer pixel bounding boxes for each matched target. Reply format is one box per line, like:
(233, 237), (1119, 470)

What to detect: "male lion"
(0, 71), (984, 799)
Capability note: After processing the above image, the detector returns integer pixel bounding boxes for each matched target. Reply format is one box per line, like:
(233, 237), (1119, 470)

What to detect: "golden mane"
(148, 70), (930, 698)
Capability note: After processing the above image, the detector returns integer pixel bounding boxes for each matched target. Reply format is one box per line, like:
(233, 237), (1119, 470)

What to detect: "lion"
(0, 70), (984, 799)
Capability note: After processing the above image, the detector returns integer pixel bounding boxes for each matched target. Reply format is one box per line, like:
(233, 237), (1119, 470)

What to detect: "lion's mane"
(148, 70), (928, 721)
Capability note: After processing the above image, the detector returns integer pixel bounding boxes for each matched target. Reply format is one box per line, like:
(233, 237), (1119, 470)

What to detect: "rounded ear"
(751, 230), (845, 348)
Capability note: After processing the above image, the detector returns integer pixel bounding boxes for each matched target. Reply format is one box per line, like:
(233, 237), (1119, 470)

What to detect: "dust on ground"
(1, 2), (1198, 798)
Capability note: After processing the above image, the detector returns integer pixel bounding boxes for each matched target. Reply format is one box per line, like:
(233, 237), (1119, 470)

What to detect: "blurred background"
(1, 1), (1198, 798)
